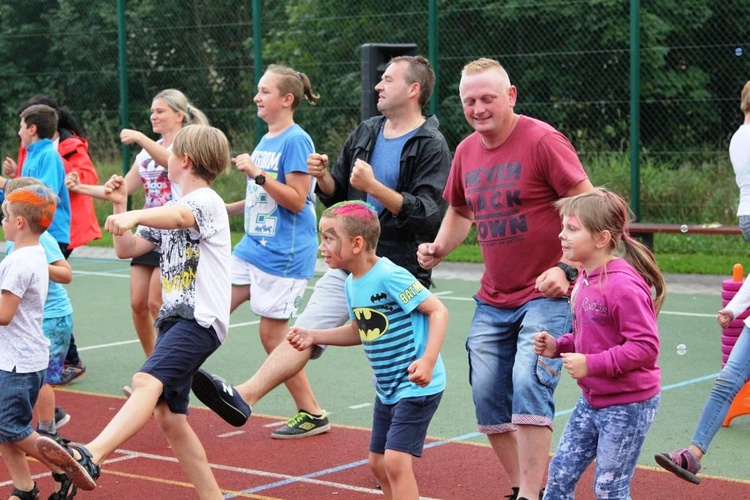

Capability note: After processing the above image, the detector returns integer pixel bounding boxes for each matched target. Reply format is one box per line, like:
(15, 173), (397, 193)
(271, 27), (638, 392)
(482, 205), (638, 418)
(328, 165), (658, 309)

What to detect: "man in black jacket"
(192, 55), (452, 438)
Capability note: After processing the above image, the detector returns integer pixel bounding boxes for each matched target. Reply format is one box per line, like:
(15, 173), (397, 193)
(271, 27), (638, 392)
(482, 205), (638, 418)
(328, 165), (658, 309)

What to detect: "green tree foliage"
(1, 0), (748, 165)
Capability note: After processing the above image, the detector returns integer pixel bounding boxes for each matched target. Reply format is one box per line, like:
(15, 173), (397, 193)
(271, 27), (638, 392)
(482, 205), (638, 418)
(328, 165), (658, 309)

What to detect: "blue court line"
(224, 370), (722, 498)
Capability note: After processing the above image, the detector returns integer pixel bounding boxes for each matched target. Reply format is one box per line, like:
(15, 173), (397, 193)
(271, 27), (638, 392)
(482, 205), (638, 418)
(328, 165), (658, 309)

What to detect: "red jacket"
(17, 130), (102, 249)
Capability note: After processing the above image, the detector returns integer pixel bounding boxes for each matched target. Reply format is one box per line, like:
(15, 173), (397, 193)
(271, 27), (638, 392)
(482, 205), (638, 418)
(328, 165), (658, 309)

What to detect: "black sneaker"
(55, 407), (71, 429)
(191, 369), (251, 427)
(54, 361), (86, 386)
(271, 410), (330, 439)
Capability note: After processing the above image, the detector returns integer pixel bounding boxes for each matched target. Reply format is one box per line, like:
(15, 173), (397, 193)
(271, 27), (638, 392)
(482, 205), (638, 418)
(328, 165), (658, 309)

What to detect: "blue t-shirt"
(18, 139), (71, 246)
(6, 232), (72, 319)
(233, 124), (318, 279)
(345, 257), (446, 404)
(366, 126), (418, 214)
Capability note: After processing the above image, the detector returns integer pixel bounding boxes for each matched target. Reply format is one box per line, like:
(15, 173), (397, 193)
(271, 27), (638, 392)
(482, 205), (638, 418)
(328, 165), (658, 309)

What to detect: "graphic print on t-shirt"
(464, 161), (526, 246)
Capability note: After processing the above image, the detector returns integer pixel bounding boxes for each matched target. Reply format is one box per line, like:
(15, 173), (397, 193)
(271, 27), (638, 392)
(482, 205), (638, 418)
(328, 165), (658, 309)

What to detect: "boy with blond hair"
(287, 200), (448, 500)
(37, 125), (233, 499)
(5, 178), (74, 448)
(0, 183), (77, 499)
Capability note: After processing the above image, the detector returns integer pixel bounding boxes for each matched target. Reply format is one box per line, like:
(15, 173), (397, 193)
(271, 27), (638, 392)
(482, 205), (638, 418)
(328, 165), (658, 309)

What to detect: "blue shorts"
(0, 369), (45, 443)
(139, 318), (221, 415)
(43, 314), (73, 385)
(467, 296), (572, 433)
(369, 391), (443, 458)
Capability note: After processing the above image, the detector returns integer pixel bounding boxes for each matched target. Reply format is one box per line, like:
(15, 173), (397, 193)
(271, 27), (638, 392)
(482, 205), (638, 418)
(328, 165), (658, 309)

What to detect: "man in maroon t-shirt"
(418, 58), (593, 500)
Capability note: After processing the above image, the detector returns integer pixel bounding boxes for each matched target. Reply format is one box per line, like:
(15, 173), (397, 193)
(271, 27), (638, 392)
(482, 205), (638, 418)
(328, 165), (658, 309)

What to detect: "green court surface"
(44, 255), (750, 485)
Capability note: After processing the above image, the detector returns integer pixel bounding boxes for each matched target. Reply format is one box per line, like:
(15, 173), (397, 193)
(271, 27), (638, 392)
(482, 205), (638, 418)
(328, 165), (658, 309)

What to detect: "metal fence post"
(630, 0), (641, 220)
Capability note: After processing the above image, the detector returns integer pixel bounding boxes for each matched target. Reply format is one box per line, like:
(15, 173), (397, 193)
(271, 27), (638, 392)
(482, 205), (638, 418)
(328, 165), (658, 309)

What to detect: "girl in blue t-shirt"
(226, 65), (324, 437)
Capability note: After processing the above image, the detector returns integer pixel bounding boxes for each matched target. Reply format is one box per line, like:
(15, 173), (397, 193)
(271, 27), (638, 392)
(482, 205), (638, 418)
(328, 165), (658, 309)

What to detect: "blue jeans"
(739, 215), (750, 241)
(691, 325), (750, 453)
(544, 394), (660, 500)
(467, 296), (571, 433)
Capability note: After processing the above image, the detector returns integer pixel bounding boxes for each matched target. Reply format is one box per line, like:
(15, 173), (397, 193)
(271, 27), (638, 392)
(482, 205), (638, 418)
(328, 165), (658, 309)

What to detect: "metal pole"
(253, 0), (263, 145)
(428, 0), (439, 117)
(629, 0), (640, 219)
(117, 0), (130, 175)
(117, 0), (131, 209)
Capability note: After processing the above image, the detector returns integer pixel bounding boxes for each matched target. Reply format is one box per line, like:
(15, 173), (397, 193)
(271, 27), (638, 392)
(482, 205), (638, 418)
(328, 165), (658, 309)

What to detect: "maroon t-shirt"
(444, 116), (588, 308)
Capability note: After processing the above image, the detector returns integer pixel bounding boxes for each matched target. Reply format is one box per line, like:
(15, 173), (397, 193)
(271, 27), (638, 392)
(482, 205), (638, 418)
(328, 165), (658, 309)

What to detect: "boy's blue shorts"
(139, 318), (221, 415)
(370, 391), (443, 458)
(0, 369), (45, 443)
(43, 314), (73, 384)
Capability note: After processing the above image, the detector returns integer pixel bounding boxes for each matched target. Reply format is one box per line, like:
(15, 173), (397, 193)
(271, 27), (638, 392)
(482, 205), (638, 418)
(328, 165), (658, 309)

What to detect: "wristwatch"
(254, 173), (266, 186)
(556, 262), (579, 282)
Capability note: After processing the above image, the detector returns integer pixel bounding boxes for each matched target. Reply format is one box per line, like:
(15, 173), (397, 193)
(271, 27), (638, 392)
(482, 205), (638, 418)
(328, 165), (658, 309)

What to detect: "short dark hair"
(389, 55), (435, 108)
(20, 104), (58, 140)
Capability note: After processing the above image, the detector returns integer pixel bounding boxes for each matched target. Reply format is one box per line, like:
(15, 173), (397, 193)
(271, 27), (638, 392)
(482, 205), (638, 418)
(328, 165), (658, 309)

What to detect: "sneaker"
(655, 448), (702, 484)
(271, 410), (330, 439)
(55, 407), (71, 429)
(505, 487), (545, 500)
(54, 361), (86, 386)
(191, 369), (251, 427)
(36, 426), (64, 444)
(36, 436), (100, 491)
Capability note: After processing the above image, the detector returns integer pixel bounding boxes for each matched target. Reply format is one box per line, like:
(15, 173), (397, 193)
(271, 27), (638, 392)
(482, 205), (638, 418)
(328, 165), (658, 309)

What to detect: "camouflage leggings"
(544, 393), (660, 499)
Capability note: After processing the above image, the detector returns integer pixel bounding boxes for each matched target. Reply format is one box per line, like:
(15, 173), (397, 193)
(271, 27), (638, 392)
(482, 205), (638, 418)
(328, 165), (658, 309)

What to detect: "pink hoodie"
(555, 258), (661, 409)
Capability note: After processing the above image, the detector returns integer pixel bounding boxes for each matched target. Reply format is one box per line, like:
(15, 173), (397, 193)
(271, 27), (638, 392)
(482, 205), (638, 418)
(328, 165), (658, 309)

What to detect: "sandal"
(654, 448), (702, 484)
(48, 472), (77, 500)
(10, 482), (40, 500)
(36, 436), (100, 491)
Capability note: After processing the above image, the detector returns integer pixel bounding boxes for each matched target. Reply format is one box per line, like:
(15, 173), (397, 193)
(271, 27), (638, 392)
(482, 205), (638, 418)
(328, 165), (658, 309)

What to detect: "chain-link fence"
(1, 0), (748, 221)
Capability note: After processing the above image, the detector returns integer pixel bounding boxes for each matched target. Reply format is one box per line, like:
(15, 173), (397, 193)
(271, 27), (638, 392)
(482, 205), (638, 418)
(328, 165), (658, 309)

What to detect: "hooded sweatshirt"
(555, 257), (661, 409)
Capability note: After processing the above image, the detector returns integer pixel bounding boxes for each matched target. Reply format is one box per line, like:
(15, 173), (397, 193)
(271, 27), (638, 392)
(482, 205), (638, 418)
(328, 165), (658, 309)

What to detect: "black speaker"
(361, 43), (419, 121)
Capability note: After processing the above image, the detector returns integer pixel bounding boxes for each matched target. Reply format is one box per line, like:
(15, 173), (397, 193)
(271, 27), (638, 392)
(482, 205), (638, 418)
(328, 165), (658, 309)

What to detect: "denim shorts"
(0, 369), (45, 443)
(43, 314), (73, 384)
(140, 318), (221, 415)
(370, 391), (443, 457)
(467, 296), (572, 433)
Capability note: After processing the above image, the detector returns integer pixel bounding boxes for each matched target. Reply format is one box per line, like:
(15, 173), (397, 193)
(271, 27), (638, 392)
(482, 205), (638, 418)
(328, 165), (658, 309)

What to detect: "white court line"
(73, 270), (130, 278)
(217, 430), (246, 438)
(262, 420), (288, 428)
(348, 403), (372, 409)
(78, 321), (260, 352)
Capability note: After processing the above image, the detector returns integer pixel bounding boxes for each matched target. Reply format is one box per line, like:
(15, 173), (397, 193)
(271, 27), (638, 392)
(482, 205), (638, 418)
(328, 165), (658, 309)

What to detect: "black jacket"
(317, 115), (451, 287)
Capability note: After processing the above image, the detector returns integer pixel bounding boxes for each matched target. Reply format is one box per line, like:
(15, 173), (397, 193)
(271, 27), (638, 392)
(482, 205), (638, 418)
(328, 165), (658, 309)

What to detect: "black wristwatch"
(254, 173), (266, 186)
(556, 262), (579, 282)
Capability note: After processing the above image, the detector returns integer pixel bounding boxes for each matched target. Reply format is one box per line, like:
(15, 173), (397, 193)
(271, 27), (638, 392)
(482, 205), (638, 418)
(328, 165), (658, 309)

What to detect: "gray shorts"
(294, 267), (351, 359)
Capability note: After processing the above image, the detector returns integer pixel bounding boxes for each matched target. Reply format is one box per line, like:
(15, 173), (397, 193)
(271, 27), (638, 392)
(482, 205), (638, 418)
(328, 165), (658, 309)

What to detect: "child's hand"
(65, 172), (80, 191)
(350, 159), (376, 192)
(104, 212), (139, 236)
(533, 331), (558, 357)
(103, 174), (127, 205)
(2, 157), (17, 177)
(561, 352), (588, 379)
(717, 309), (735, 328)
(407, 358), (435, 387)
(307, 153), (328, 178)
(287, 326), (314, 351)
(232, 154), (260, 178)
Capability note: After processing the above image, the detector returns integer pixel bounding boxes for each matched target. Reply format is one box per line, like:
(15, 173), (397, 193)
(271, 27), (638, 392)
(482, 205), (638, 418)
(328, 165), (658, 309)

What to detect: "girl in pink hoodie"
(534, 188), (666, 499)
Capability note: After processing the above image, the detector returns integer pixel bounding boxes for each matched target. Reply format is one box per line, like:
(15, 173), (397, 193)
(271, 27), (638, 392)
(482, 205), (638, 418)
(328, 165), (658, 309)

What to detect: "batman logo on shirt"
(370, 292), (387, 302)
(353, 308), (388, 341)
